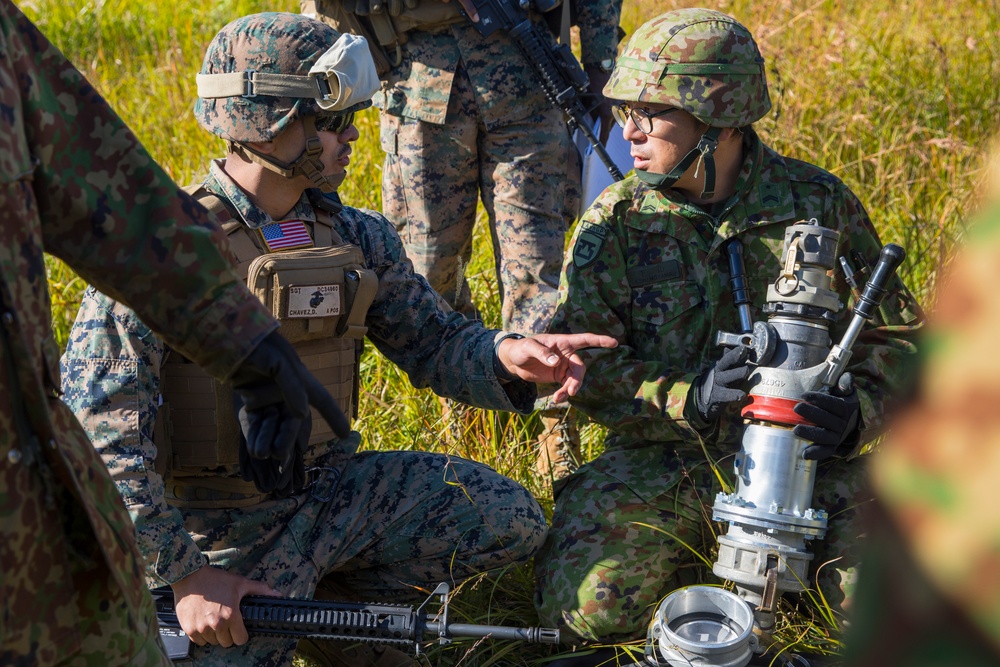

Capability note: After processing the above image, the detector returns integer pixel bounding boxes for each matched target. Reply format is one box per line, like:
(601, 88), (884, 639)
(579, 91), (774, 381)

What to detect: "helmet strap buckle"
(242, 69), (258, 99)
(695, 126), (722, 200)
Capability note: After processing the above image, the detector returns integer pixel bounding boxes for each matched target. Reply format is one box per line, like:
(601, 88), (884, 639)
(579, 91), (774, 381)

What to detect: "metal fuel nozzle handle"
(820, 243), (906, 388)
(853, 243), (905, 321)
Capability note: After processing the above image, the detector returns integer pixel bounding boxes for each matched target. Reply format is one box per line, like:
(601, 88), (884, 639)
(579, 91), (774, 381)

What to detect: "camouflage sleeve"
(6, 4), (275, 381)
(820, 181), (924, 452)
(550, 186), (704, 442)
(340, 207), (536, 412)
(573, 0), (623, 65)
(59, 288), (207, 585)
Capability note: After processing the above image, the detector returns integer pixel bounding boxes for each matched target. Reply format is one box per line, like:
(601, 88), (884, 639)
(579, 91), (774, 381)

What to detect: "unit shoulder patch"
(573, 222), (609, 268)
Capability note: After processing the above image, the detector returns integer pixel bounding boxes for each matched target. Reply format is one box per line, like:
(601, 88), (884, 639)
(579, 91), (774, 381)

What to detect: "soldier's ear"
(719, 127), (741, 142)
(245, 139), (278, 155)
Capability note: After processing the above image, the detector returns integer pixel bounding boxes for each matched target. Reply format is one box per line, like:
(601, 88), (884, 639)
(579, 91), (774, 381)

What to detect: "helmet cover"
(195, 12), (376, 142)
(605, 8), (771, 127)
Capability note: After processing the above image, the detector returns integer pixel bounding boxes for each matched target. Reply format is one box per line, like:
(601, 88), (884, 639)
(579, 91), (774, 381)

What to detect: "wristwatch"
(598, 58), (615, 73)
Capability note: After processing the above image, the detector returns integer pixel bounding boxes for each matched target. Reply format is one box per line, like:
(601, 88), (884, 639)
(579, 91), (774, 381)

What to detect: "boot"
(295, 638), (417, 667)
(535, 408), (582, 481)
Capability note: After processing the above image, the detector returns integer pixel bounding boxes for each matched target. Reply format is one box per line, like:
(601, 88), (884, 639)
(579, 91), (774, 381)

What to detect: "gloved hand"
(230, 330), (350, 493)
(794, 373), (861, 461)
(237, 408), (307, 496)
(692, 345), (752, 422)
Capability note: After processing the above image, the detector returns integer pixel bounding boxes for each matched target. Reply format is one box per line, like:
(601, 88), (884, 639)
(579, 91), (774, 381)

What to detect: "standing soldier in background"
(60, 13), (616, 667)
(534, 9), (923, 662)
(0, 1), (347, 664)
(846, 138), (1000, 667)
(304, 0), (623, 480)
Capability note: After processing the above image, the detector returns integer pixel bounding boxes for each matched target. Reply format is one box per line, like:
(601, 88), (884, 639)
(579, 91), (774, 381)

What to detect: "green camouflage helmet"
(605, 8), (771, 128)
(195, 12), (378, 143)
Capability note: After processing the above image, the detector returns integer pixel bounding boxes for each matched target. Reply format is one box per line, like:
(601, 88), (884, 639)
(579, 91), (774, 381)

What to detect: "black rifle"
(461, 0), (624, 181)
(152, 582), (559, 661)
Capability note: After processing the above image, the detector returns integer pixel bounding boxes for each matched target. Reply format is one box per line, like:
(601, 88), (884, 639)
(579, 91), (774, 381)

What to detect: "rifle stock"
(462, 0), (625, 182)
(151, 582), (559, 661)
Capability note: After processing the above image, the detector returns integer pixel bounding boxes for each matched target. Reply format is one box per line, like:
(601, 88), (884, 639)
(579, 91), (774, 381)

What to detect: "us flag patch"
(260, 220), (313, 251)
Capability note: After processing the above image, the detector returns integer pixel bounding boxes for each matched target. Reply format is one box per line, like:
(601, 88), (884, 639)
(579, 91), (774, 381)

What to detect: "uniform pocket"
(379, 114), (400, 156)
(631, 280), (706, 367)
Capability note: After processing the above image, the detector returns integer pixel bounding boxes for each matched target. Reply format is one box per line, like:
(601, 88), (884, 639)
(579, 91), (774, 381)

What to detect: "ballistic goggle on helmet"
(195, 12), (379, 143)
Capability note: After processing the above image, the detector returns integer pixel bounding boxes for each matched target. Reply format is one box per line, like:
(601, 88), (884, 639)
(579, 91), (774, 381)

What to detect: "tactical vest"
(154, 188), (377, 496)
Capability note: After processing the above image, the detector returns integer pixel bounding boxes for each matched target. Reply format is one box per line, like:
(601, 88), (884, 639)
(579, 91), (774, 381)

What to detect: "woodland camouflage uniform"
(533, 8), (924, 643)
(847, 200), (1000, 666)
(60, 14), (546, 666)
(0, 1), (278, 664)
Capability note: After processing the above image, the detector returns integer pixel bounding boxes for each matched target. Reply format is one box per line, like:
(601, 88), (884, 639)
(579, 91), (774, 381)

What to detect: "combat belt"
(153, 189), (377, 508)
(305, 0), (467, 77)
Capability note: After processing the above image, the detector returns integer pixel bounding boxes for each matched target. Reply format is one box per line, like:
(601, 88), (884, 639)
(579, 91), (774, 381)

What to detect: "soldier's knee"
(536, 587), (653, 644)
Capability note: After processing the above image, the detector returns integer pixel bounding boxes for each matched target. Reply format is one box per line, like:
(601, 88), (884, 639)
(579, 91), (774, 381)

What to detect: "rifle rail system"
(152, 582), (559, 660)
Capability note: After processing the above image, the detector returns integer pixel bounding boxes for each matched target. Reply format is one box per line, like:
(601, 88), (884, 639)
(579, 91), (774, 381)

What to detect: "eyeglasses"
(314, 111), (355, 135)
(611, 103), (679, 134)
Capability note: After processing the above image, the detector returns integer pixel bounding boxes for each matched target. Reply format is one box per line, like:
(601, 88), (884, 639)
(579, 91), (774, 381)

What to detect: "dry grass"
(27, 0), (1000, 663)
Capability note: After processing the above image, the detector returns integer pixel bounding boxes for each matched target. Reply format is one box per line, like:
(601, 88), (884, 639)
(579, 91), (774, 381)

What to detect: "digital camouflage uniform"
(0, 1), (278, 664)
(60, 160), (548, 666)
(846, 203), (1000, 666)
(370, 0), (622, 333)
(529, 11), (925, 639)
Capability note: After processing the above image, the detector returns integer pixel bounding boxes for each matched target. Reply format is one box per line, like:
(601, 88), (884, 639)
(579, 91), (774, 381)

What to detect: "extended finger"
(552, 333), (619, 354)
(718, 345), (750, 369)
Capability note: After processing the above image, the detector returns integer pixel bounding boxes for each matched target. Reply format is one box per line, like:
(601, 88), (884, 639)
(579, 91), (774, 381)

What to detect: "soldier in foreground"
(533, 8), (924, 660)
(845, 138), (1000, 666)
(60, 12), (615, 667)
(306, 0), (624, 481)
(0, 1), (346, 664)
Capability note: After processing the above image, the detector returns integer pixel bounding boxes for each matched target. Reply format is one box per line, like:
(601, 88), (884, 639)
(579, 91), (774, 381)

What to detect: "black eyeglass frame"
(611, 103), (679, 134)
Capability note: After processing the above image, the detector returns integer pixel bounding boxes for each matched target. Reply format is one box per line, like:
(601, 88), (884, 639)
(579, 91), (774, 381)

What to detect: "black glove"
(693, 345), (752, 422)
(230, 331), (350, 492)
(794, 373), (861, 461)
(237, 411), (307, 496)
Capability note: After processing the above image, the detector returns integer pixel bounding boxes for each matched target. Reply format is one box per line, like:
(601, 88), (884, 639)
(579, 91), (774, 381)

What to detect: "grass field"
(23, 0), (1000, 663)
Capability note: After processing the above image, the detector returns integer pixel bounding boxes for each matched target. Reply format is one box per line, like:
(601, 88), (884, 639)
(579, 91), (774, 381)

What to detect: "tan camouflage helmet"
(605, 8), (771, 128)
(195, 12), (379, 143)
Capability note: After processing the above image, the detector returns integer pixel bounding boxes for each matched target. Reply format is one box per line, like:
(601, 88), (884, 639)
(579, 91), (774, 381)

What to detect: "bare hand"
(171, 566), (279, 648)
(497, 333), (618, 403)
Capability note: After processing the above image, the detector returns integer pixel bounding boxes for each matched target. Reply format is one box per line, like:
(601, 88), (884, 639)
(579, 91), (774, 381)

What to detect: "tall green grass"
(28, 0), (1000, 663)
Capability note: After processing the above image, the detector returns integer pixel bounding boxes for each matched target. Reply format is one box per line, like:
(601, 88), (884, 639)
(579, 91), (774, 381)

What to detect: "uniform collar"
(207, 159), (318, 230)
(627, 129), (798, 251)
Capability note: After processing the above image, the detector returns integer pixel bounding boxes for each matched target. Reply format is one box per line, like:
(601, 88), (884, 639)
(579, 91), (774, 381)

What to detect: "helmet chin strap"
(229, 116), (337, 193)
(636, 125), (723, 199)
